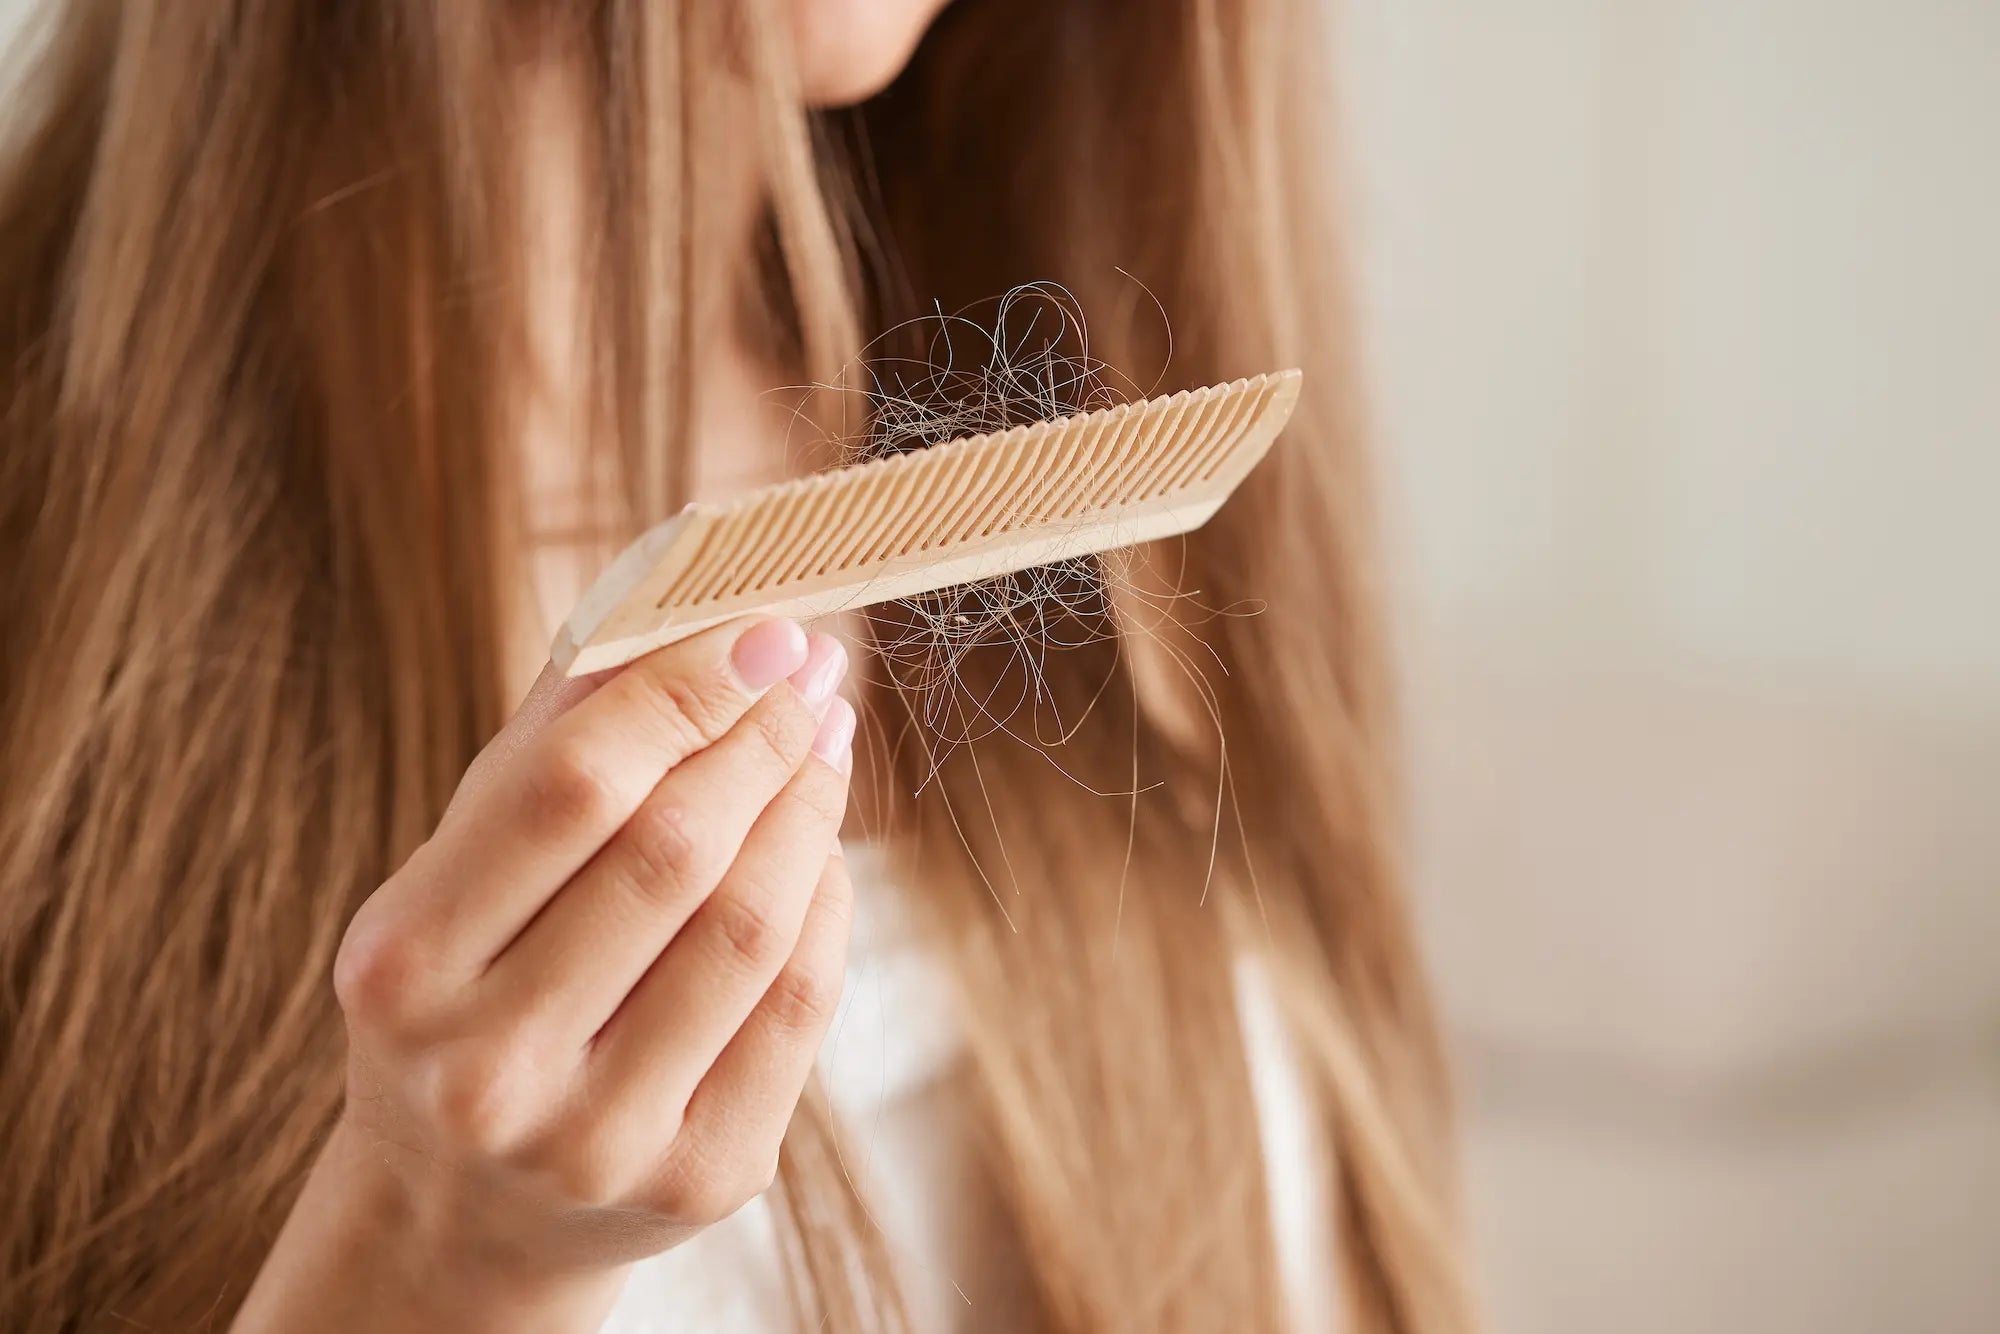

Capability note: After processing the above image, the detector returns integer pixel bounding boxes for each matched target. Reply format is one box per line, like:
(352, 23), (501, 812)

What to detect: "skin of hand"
(233, 616), (858, 1333)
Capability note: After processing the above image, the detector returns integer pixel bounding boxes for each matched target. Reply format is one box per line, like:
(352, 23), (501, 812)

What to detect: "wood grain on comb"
(555, 369), (1302, 675)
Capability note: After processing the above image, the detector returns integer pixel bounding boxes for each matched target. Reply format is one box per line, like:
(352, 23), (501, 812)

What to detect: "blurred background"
(2, 0), (1991, 1330)
(1334, 2), (1999, 1331)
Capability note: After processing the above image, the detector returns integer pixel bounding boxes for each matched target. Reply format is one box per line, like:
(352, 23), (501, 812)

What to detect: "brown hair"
(0, 2), (1473, 1330)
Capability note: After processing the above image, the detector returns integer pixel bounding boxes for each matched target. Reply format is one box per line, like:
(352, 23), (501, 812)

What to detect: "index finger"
(391, 616), (812, 970)
(444, 661), (611, 822)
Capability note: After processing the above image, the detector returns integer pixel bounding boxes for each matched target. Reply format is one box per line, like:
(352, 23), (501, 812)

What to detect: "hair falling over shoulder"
(0, 2), (1476, 1330)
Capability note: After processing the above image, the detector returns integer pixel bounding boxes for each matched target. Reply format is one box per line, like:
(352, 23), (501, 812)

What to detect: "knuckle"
(619, 800), (705, 899)
(779, 766), (848, 829)
(765, 960), (840, 1032)
(703, 891), (787, 976)
(748, 696), (817, 768)
(534, 1135), (631, 1207)
(523, 739), (620, 832)
(630, 664), (735, 752)
(425, 1042), (540, 1155)
(333, 918), (422, 1029)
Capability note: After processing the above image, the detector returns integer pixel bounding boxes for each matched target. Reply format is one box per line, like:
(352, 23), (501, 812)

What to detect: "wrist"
(236, 1116), (628, 1333)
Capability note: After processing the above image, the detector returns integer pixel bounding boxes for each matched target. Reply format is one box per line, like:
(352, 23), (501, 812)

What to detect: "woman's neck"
(509, 57), (800, 701)
(517, 56), (796, 512)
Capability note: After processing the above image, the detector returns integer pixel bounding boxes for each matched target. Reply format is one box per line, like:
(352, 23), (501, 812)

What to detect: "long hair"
(0, 2), (1474, 1330)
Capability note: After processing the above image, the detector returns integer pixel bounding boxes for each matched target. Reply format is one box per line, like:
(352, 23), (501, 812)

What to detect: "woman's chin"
(790, 0), (953, 107)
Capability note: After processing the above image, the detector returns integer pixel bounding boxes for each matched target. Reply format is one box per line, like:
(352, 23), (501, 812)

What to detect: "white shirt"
(599, 846), (1340, 1333)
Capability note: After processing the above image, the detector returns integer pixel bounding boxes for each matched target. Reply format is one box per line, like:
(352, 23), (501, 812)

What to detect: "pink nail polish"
(811, 696), (856, 769)
(788, 635), (849, 714)
(730, 619), (809, 690)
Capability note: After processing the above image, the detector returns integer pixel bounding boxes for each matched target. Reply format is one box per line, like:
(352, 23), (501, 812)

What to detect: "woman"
(0, 2), (1472, 1330)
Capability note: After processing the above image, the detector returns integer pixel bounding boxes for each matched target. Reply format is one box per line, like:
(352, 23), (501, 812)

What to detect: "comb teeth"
(555, 369), (1302, 675)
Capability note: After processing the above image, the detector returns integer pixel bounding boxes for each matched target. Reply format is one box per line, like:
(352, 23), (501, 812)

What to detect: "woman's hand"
(235, 617), (857, 1333)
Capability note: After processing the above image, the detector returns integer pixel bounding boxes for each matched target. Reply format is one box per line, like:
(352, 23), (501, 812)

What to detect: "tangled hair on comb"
(814, 283), (1263, 817)
(854, 283), (1129, 763)
(854, 281), (1133, 459)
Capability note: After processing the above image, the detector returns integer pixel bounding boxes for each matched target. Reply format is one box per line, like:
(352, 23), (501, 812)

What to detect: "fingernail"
(730, 619), (809, 690)
(788, 635), (849, 714)
(811, 695), (856, 769)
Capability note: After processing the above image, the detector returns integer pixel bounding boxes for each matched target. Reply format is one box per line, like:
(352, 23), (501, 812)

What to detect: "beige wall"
(1336, 2), (2000, 1330)
(1341, 0), (2000, 684)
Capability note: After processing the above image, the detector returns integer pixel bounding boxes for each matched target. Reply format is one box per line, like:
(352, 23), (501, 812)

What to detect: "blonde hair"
(0, 2), (1473, 1330)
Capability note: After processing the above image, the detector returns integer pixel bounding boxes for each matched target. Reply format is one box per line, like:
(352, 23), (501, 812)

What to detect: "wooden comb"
(554, 368), (1302, 675)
